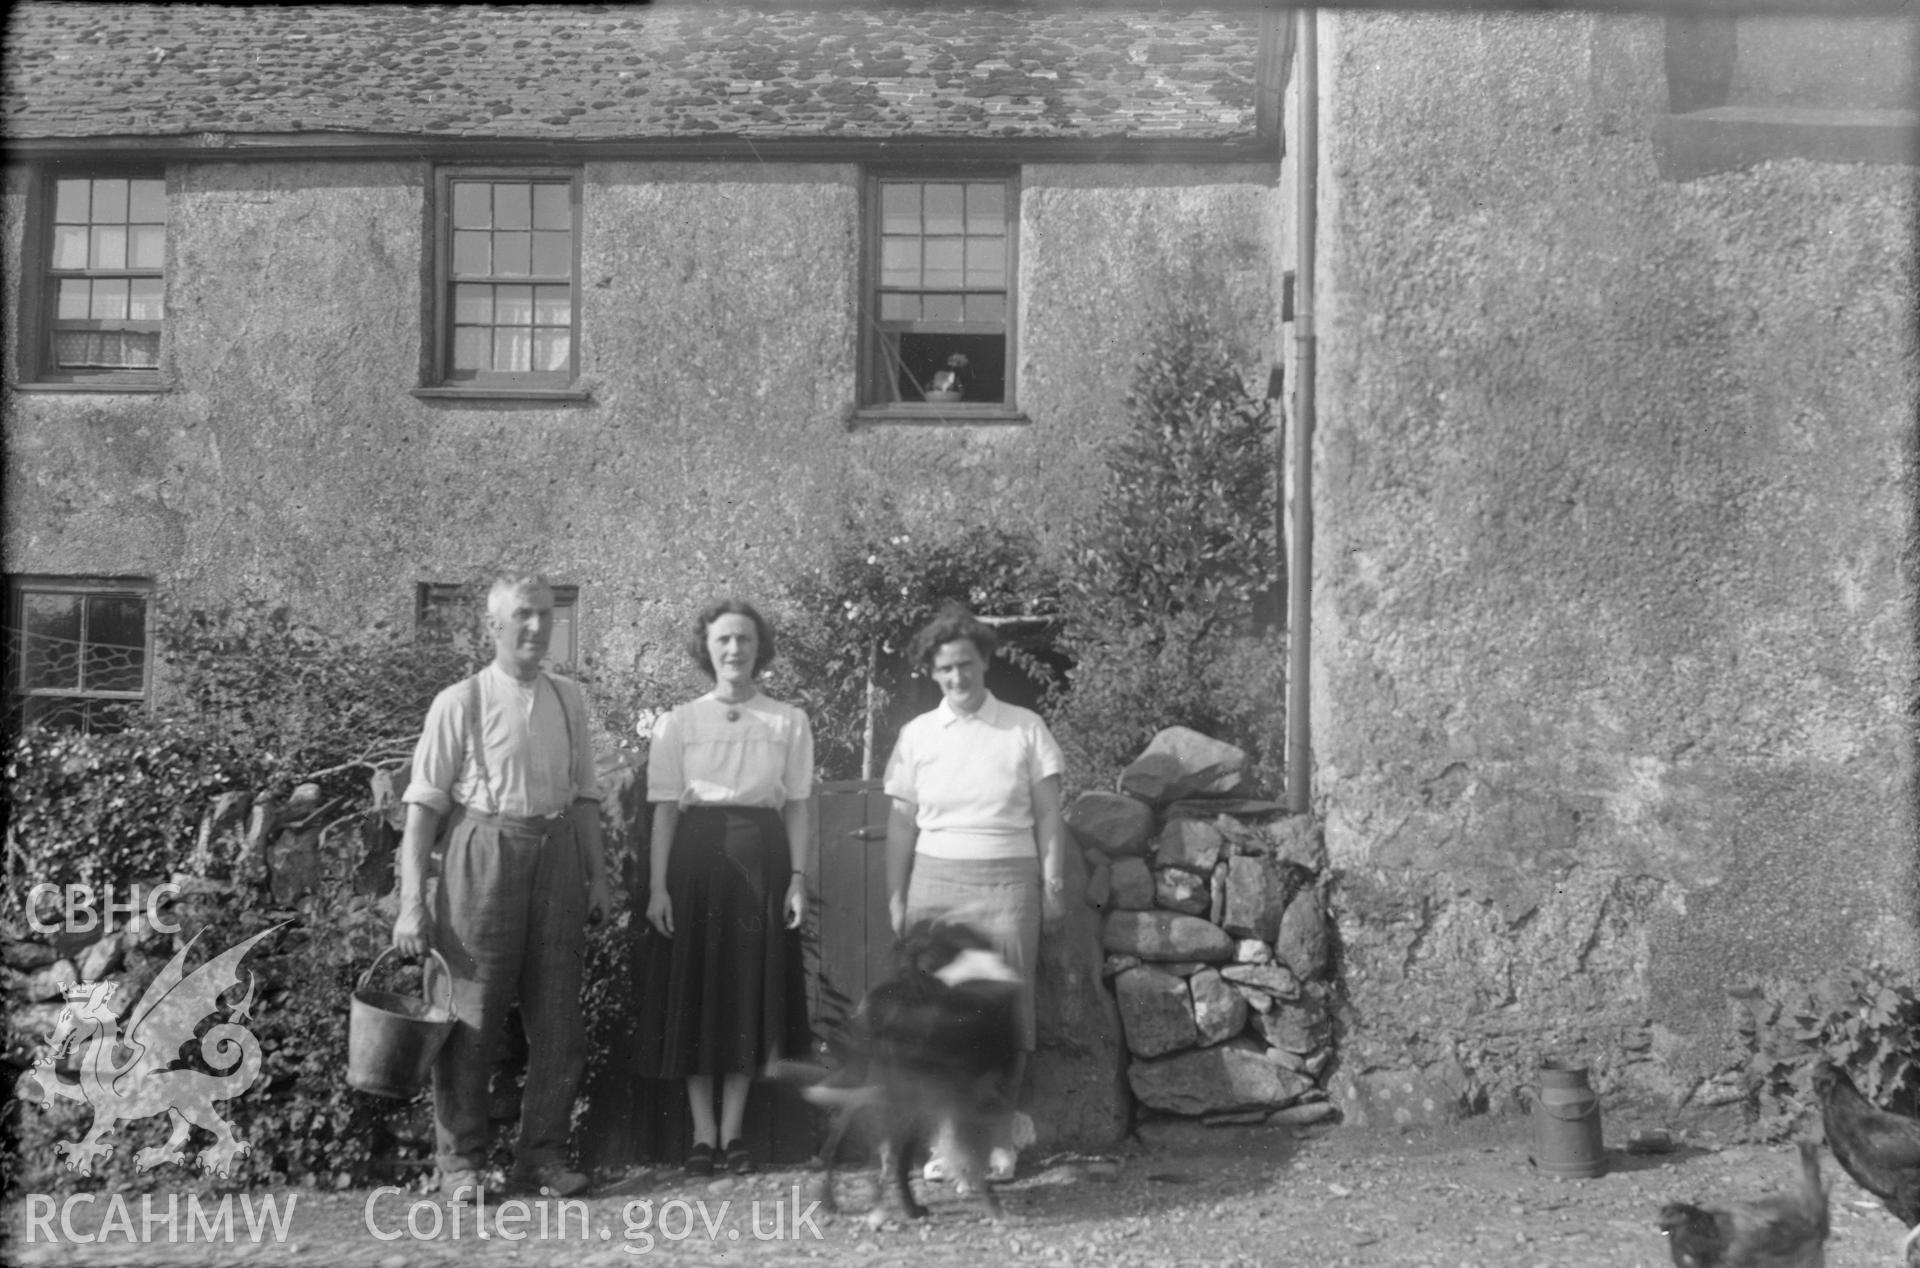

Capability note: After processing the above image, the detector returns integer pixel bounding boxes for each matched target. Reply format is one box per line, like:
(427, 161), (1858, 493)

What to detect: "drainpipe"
(1286, 6), (1318, 817)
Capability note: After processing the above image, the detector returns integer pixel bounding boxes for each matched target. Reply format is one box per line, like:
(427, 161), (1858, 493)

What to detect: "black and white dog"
(797, 919), (1023, 1219)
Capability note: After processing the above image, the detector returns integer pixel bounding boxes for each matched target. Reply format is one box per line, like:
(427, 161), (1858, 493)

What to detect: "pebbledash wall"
(0, 158), (1275, 660)
(0, 3), (1279, 694)
(1309, 9), (1919, 1124)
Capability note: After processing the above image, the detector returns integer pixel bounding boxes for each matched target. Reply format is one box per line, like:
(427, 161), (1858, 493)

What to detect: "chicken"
(1657, 1140), (1829, 1268)
(1812, 1060), (1920, 1264)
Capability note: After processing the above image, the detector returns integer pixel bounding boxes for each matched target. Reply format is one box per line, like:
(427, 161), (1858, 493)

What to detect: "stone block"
(1188, 968), (1247, 1046)
(1119, 728), (1250, 804)
(1152, 868), (1210, 916)
(1254, 997), (1332, 1054)
(77, 932), (126, 982)
(1115, 966), (1197, 1058)
(1031, 842), (1131, 1149)
(1221, 963), (1301, 997)
(1265, 816), (1328, 871)
(27, 960), (78, 1002)
(1102, 953), (1141, 977)
(1330, 1060), (1478, 1129)
(1221, 856), (1292, 942)
(1127, 1040), (1316, 1115)
(1232, 938), (1273, 964)
(1235, 985), (1275, 1013)
(1085, 860), (1113, 911)
(1109, 857), (1155, 910)
(3, 939), (60, 972)
(1209, 865), (1228, 925)
(1268, 1101), (1338, 1127)
(1153, 818), (1224, 874)
(1066, 791), (1155, 857)
(1102, 910), (1234, 963)
(1273, 888), (1332, 979)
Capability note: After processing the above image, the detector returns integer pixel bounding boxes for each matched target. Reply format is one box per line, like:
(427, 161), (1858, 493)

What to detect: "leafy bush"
(159, 598), (477, 796)
(1050, 312), (1286, 794)
(3, 718), (268, 929)
(776, 514), (1061, 780)
(1736, 963), (1920, 1138)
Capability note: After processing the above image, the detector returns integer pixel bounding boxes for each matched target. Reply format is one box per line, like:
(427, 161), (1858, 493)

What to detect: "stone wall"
(1309, 9), (1918, 1120)
(1070, 728), (1338, 1129)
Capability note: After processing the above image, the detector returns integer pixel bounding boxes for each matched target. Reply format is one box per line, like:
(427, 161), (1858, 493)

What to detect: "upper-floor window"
(18, 173), (167, 388)
(862, 172), (1018, 416)
(7, 577), (153, 732)
(430, 170), (580, 390)
(416, 581), (579, 673)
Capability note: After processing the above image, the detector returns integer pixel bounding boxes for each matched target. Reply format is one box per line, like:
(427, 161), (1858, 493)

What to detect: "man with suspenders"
(392, 571), (612, 1200)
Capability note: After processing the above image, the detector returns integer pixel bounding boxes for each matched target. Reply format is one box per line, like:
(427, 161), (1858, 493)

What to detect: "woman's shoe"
(685, 1142), (715, 1177)
(723, 1139), (755, 1175)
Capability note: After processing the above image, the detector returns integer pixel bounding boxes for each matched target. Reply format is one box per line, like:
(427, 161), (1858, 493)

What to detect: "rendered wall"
(1312, 11), (1918, 1119)
(2, 158), (1275, 694)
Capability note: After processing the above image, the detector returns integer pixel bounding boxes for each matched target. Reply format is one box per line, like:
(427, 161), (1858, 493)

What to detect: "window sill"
(1656, 106), (1919, 180)
(13, 379), (172, 394)
(411, 386), (594, 403)
(852, 404), (1032, 427)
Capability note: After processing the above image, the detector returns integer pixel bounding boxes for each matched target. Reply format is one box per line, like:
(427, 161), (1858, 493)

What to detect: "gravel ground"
(5, 1115), (1910, 1267)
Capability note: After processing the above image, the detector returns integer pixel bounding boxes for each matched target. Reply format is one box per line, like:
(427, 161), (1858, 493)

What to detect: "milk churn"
(1524, 1058), (1607, 1178)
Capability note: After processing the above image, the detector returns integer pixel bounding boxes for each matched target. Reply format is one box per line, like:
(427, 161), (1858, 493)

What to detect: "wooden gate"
(808, 779), (895, 1037)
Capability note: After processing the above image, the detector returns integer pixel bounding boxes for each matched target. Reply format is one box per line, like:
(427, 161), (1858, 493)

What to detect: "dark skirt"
(632, 805), (811, 1079)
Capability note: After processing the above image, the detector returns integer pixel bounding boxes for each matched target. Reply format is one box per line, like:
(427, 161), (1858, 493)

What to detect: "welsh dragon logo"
(14, 922), (285, 1177)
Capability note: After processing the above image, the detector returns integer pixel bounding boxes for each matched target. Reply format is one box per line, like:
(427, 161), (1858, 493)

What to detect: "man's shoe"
(514, 1163), (589, 1197)
(440, 1169), (485, 1204)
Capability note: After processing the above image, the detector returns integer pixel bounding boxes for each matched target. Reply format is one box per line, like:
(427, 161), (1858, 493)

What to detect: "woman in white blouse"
(883, 606), (1068, 1179)
(633, 599), (813, 1178)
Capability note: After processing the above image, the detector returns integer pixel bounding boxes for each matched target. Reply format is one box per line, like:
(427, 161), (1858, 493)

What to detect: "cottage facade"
(6, 1), (1917, 1123)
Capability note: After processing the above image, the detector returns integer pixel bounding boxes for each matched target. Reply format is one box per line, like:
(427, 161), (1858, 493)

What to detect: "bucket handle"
(358, 946), (455, 1021)
(1519, 1086), (1600, 1122)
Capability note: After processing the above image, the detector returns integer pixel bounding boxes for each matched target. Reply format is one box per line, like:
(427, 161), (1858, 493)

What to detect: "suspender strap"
(464, 672), (499, 816)
(459, 670), (578, 816)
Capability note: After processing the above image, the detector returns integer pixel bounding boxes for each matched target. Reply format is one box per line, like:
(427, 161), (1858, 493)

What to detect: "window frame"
(856, 167), (1025, 424)
(416, 581), (581, 674)
(425, 166), (585, 395)
(6, 575), (156, 732)
(16, 167), (170, 392)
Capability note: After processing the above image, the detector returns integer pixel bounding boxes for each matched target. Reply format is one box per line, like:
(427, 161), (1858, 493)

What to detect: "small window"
(416, 582), (579, 673)
(7, 577), (153, 732)
(863, 173), (1018, 412)
(430, 170), (580, 389)
(19, 172), (167, 387)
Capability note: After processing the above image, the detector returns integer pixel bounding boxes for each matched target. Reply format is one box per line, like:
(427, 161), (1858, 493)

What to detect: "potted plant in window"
(925, 353), (968, 403)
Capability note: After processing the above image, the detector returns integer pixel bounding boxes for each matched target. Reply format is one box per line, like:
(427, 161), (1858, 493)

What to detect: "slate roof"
(3, 4), (1260, 143)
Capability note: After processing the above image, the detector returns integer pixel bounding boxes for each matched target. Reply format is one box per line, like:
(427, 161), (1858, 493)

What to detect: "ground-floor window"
(6, 576), (153, 732)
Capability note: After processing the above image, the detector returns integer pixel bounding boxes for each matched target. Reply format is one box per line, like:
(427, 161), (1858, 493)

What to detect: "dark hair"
(688, 598), (778, 679)
(908, 605), (998, 672)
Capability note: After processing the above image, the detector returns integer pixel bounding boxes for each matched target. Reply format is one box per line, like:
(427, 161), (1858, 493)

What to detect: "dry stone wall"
(1070, 728), (1338, 1129)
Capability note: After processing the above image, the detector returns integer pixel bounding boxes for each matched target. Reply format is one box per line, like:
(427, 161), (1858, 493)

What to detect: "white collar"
(937, 691), (1000, 727)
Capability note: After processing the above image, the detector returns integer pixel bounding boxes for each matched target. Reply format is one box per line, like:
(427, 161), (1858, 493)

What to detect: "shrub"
(1051, 312), (1286, 793)
(1736, 963), (1920, 1139)
(777, 514), (1061, 780)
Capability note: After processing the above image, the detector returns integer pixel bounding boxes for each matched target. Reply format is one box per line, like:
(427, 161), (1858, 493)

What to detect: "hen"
(1657, 1140), (1829, 1268)
(1812, 1060), (1920, 1264)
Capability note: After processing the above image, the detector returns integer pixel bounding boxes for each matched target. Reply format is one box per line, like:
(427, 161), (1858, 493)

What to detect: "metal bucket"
(1525, 1058), (1607, 1179)
(348, 947), (456, 1099)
